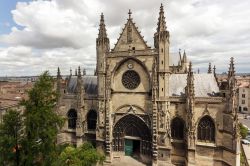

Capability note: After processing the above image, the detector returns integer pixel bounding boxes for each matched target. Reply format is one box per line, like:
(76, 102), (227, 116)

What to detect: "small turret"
(96, 13), (109, 97)
(154, 4), (171, 98)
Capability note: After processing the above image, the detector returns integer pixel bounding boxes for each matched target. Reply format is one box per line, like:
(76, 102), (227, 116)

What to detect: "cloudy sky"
(0, 0), (250, 76)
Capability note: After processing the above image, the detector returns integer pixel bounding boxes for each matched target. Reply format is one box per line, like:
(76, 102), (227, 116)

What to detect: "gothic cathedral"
(56, 4), (240, 166)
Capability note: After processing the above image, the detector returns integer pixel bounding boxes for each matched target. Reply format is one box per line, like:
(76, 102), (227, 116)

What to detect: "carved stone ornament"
(122, 70), (140, 89)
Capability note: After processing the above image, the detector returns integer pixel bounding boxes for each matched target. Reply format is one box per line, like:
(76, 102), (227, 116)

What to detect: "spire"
(183, 50), (187, 63)
(98, 13), (107, 39)
(208, 62), (212, 73)
(179, 49), (182, 65)
(156, 3), (167, 32)
(57, 67), (61, 79)
(228, 57), (235, 78)
(70, 68), (72, 76)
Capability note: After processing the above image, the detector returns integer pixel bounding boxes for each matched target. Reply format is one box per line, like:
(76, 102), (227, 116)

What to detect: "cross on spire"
(128, 9), (132, 19)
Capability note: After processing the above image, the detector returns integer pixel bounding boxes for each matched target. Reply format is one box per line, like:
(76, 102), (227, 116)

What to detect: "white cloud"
(0, 0), (250, 76)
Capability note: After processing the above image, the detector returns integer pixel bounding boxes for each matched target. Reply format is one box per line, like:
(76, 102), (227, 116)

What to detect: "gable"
(113, 19), (148, 52)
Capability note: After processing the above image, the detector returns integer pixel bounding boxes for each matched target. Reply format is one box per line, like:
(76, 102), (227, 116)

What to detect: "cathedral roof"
(169, 74), (219, 97)
(67, 76), (97, 95)
(113, 10), (148, 51)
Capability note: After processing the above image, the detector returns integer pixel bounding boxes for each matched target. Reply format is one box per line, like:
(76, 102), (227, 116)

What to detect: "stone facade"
(56, 4), (240, 166)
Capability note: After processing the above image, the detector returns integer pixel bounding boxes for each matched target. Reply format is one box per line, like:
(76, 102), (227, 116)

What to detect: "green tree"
(54, 142), (105, 166)
(0, 109), (24, 166)
(239, 123), (248, 139)
(21, 71), (64, 165)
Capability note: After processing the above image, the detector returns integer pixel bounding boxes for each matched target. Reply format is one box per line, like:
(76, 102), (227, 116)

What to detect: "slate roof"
(169, 74), (219, 97)
(67, 74), (219, 97)
(67, 76), (97, 95)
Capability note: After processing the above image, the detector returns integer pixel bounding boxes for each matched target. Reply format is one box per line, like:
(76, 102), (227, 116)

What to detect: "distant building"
(56, 4), (240, 166)
(0, 81), (33, 122)
(238, 81), (250, 114)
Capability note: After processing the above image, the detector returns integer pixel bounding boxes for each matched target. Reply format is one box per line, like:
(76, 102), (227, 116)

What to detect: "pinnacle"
(78, 66), (81, 77)
(213, 65), (216, 73)
(228, 57), (235, 77)
(57, 67), (61, 77)
(98, 12), (108, 39)
(189, 61), (192, 73)
(208, 62), (212, 73)
(156, 3), (167, 32)
(183, 50), (187, 63)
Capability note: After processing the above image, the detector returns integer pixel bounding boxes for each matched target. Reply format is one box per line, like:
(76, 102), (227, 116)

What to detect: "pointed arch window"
(171, 117), (184, 139)
(197, 116), (215, 142)
(87, 110), (97, 130)
(67, 109), (77, 129)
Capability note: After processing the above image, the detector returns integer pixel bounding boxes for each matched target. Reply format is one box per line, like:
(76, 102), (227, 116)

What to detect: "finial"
(101, 12), (104, 21)
(128, 9), (132, 19)
(213, 65), (216, 73)
(160, 3), (164, 11)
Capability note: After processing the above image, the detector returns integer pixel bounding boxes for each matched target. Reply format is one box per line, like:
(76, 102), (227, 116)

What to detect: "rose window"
(122, 70), (140, 89)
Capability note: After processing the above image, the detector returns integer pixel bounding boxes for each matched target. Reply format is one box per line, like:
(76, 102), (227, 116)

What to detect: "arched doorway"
(113, 114), (152, 157)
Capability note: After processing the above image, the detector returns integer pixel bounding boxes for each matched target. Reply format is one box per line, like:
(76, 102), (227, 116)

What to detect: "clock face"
(127, 63), (133, 69)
